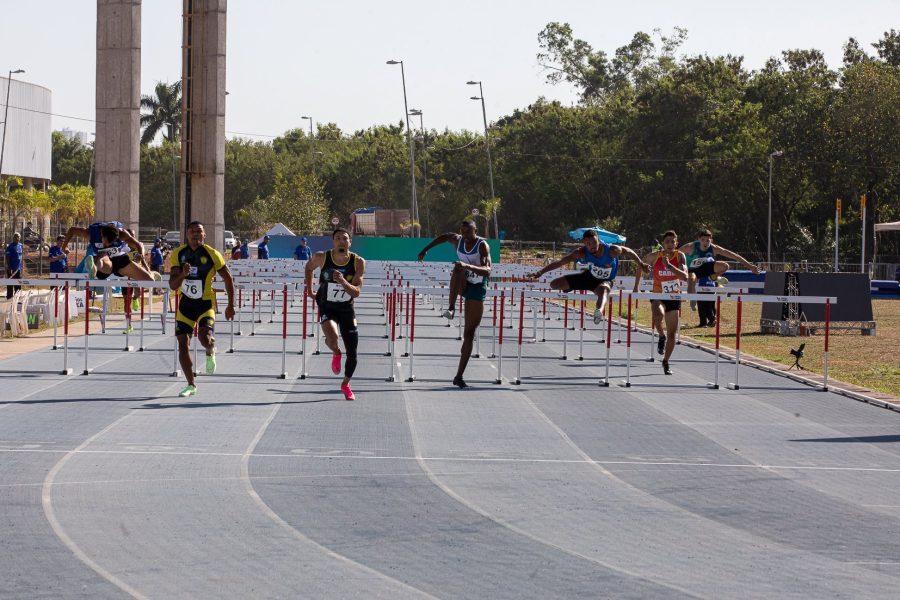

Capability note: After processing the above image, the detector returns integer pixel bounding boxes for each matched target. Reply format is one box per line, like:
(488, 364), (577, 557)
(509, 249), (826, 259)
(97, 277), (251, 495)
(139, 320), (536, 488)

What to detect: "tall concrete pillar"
(181, 0), (226, 251)
(95, 0), (141, 231)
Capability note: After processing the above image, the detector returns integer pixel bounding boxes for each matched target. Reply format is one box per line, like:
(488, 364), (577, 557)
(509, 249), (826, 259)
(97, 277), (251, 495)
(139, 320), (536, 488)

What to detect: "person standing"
(528, 229), (649, 324)
(150, 238), (165, 274)
(5, 232), (24, 299)
(417, 220), (492, 388)
(48, 235), (70, 274)
(239, 239), (250, 259)
(304, 229), (366, 400)
(636, 230), (689, 375)
(293, 236), (312, 261)
(257, 235), (270, 259)
(169, 221), (236, 398)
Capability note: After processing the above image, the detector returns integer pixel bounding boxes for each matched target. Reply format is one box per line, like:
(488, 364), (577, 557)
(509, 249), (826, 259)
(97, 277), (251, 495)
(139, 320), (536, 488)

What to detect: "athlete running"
(528, 229), (649, 323)
(679, 229), (760, 327)
(417, 220), (492, 388)
(168, 221), (235, 397)
(636, 230), (689, 375)
(305, 228), (366, 401)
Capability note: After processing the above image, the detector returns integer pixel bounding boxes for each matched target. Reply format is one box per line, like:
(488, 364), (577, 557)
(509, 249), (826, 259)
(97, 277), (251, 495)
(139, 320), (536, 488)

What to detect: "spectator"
(150, 238), (165, 274)
(230, 242), (241, 260)
(5, 232), (24, 299)
(239, 239), (250, 259)
(293, 236), (312, 261)
(48, 235), (70, 274)
(258, 235), (270, 259)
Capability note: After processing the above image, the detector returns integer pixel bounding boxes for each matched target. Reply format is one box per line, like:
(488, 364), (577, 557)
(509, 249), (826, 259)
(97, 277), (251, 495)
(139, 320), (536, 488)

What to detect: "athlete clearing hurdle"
(528, 229), (649, 324)
(418, 220), (492, 388)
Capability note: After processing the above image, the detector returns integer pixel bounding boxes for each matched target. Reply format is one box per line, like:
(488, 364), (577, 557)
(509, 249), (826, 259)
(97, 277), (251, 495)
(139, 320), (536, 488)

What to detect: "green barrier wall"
(266, 235), (501, 263)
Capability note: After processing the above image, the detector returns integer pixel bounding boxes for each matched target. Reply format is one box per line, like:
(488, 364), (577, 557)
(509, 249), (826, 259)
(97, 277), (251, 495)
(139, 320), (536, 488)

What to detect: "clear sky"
(2, 0), (896, 141)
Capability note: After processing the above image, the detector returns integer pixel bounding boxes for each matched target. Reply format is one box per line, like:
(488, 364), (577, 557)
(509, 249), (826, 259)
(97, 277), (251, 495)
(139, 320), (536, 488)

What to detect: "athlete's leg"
(593, 282), (610, 313)
(663, 308), (679, 362)
(177, 333), (195, 386)
(96, 255), (113, 275)
(651, 300), (665, 335)
(337, 314), (359, 387)
(710, 261), (730, 280)
(198, 325), (215, 355)
(688, 271), (697, 294)
(455, 299), (484, 382)
(320, 318), (341, 354)
(448, 264), (466, 311)
(119, 261), (158, 281)
(549, 276), (572, 291)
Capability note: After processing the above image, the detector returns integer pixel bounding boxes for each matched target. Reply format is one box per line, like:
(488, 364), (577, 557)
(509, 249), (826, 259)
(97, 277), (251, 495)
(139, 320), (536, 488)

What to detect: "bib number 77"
(327, 282), (350, 302)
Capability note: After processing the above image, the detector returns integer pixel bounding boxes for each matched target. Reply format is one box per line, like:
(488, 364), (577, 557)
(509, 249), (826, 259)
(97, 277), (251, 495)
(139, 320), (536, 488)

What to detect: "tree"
(51, 131), (93, 185)
(140, 81), (182, 145)
(263, 170), (330, 235)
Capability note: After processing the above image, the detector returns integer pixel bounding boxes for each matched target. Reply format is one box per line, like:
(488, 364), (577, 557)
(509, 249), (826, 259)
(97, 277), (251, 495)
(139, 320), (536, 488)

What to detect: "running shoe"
(452, 376), (468, 389)
(84, 255), (97, 278)
(331, 351), (342, 375)
(592, 307), (604, 325)
(122, 324), (134, 334)
(340, 383), (355, 401)
(689, 300), (697, 311)
(657, 335), (666, 356)
(178, 384), (197, 397)
(442, 308), (455, 321)
(150, 271), (162, 282)
(131, 297), (141, 312)
(716, 276), (729, 288)
(662, 360), (672, 375)
(205, 353), (217, 375)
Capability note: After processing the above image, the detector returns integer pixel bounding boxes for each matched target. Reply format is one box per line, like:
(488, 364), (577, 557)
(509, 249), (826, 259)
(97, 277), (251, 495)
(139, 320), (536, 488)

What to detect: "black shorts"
(176, 298), (215, 336)
(562, 271), (611, 292)
(317, 301), (357, 333)
(688, 260), (717, 279)
(97, 254), (132, 280)
(653, 299), (682, 313)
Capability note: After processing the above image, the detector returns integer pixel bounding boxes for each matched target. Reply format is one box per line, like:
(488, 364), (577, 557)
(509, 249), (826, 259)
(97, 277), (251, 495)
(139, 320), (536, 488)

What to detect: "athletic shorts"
(318, 302), (358, 332)
(176, 298), (215, 336)
(688, 260), (717, 279)
(562, 271), (611, 292)
(652, 300), (681, 312)
(462, 282), (487, 302)
(96, 254), (132, 280)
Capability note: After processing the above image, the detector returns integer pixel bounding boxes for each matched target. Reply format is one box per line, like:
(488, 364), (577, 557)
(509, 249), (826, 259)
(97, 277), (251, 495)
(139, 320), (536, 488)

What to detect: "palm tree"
(140, 81), (182, 145)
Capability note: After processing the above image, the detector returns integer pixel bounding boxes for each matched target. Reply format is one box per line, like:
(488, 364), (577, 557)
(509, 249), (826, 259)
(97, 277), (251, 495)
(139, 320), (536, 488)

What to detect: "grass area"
(615, 298), (899, 397)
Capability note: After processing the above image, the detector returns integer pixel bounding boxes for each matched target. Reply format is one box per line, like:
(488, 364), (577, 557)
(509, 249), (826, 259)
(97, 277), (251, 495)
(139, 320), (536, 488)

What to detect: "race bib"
(98, 245), (127, 258)
(661, 280), (681, 294)
(589, 264), (613, 280)
(465, 270), (483, 284)
(327, 282), (351, 303)
(691, 257), (712, 268)
(180, 279), (203, 299)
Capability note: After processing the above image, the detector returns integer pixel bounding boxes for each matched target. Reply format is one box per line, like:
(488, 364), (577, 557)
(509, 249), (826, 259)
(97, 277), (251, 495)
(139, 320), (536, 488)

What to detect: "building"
(60, 127), (91, 146)
(0, 75), (52, 190)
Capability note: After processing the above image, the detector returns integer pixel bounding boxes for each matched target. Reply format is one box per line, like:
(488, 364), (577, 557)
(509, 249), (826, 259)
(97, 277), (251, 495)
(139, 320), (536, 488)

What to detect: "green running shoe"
(84, 255), (97, 278)
(131, 297), (140, 312)
(178, 384), (197, 397)
(205, 353), (217, 375)
(122, 324), (134, 334)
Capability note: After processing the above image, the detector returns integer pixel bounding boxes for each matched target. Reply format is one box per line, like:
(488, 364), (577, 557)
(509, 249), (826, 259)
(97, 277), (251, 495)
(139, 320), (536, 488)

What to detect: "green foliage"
(51, 131), (93, 185)
(140, 81), (182, 145)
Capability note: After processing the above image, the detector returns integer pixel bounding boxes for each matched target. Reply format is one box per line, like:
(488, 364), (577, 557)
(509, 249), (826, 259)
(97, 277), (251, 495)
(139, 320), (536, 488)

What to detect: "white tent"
(874, 221), (900, 265)
(248, 223), (295, 249)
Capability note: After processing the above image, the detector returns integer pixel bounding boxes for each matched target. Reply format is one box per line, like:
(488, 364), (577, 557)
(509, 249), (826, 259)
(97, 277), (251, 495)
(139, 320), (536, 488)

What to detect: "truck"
(349, 207), (411, 236)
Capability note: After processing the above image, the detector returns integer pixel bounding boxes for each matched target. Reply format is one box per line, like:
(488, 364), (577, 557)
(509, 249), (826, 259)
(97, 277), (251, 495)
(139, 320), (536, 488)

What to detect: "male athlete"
(679, 229), (760, 327)
(61, 222), (160, 282)
(528, 229), (649, 323)
(305, 228), (366, 401)
(417, 220), (492, 388)
(635, 230), (689, 375)
(169, 221), (235, 397)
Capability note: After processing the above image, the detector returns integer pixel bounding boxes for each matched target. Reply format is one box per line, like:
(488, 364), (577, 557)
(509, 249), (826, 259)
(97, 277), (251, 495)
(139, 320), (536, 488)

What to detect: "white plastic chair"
(27, 289), (54, 326)
(0, 295), (13, 337)
(10, 290), (31, 336)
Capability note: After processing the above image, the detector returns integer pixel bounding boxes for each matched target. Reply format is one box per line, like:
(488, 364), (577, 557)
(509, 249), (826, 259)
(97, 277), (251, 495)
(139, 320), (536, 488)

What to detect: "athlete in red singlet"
(635, 230), (688, 375)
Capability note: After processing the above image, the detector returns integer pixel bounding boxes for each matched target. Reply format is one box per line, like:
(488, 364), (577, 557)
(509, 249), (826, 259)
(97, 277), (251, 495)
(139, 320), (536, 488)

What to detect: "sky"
(1, 0), (896, 141)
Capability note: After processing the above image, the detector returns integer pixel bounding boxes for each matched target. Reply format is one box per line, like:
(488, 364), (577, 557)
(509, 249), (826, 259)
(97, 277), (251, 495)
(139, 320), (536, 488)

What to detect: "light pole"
(301, 115), (317, 173)
(767, 150), (783, 266)
(409, 108), (430, 235)
(467, 80), (497, 238)
(0, 69), (26, 184)
(387, 60), (419, 237)
(87, 132), (96, 188)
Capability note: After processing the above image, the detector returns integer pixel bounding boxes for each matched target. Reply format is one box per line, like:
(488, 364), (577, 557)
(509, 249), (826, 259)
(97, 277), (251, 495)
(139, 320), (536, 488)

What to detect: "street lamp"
(387, 59), (419, 236)
(767, 149), (783, 266)
(87, 132), (97, 188)
(467, 80), (497, 238)
(300, 115), (317, 173)
(408, 108), (430, 235)
(0, 69), (26, 184)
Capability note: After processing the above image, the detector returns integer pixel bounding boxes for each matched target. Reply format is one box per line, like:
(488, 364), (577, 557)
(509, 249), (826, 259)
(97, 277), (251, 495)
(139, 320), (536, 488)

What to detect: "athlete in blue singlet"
(418, 220), (492, 388)
(62, 222), (160, 282)
(530, 229), (649, 324)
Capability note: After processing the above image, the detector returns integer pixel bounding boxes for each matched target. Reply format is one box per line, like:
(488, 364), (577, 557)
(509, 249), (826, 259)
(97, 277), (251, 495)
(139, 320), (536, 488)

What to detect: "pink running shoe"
(340, 384), (355, 401)
(331, 351), (342, 375)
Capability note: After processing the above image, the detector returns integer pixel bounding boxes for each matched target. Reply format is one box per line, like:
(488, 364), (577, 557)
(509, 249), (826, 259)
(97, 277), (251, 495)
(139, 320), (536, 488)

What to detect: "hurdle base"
(386, 376), (396, 382)
(52, 344), (61, 350)
(406, 375), (416, 382)
(706, 383), (720, 389)
(456, 336), (462, 341)
(493, 378), (502, 385)
(298, 373), (308, 380)
(560, 355), (568, 360)
(279, 372), (288, 380)
(60, 368), (73, 375)
(171, 369), (182, 377)
(401, 352), (409, 357)
(313, 351), (321, 356)
(647, 357), (656, 363)
(227, 349), (235, 354)
(81, 368), (94, 376)
(598, 379), (610, 387)
(576, 357), (584, 361)
(139, 346), (146, 352)
(618, 380), (631, 388)
(122, 346), (134, 352)
(384, 352), (392, 357)
(383, 335), (389, 339)
(820, 386), (829, 392)
(726, 382), (740, 390)
(513, 378), (521, 385)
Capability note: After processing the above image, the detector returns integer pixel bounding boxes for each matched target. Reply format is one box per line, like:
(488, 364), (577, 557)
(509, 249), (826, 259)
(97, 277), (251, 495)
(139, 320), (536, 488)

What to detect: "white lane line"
(8, 447), (900, 473)
(400, 386), (708, 600)
(239, 397), (439, 599)
(42, 412), (148, 600)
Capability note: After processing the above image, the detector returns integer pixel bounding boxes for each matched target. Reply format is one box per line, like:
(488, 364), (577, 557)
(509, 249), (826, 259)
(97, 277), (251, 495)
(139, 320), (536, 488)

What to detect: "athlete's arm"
(465, 242), (492, 277)
(334, 256), (366, 299)
(61, 226), (88, 251)
(304, 251), (326, 298)
(667, 252), (689, 280)
(529, 248), (583, 279)
(711, 244), (760, 274)
(634, 253), (654, 292)
(677, 241), (694, 256)
(217, 264), (236, 320)
(611, 245), (651, 273)
(417, 233), (460, 261)
(118, 228), (146, 256)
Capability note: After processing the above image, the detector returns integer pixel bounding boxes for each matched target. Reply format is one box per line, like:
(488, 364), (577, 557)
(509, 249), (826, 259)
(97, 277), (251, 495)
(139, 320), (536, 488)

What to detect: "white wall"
(0, 77), (52, 181)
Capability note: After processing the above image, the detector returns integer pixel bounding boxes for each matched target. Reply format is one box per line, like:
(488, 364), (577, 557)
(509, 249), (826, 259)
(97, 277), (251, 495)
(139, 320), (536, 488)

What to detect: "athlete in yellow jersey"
(168, 221), (236, 397)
